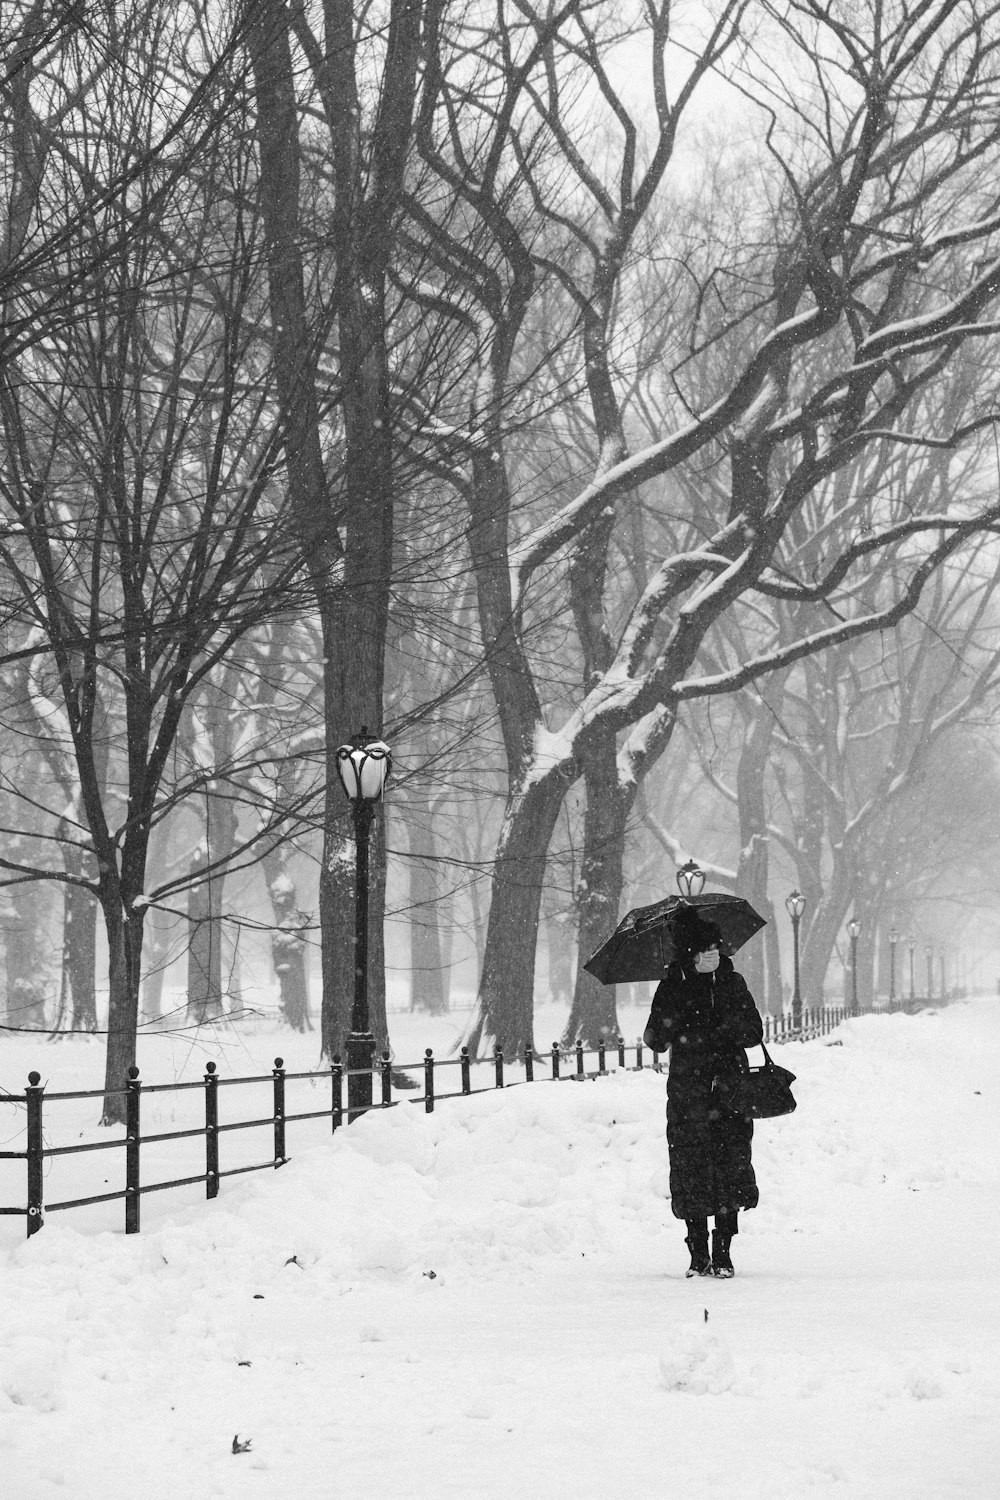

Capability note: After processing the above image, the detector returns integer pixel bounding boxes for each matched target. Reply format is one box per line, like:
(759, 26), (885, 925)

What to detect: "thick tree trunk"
(100, 897), (145, 1126)
(408, 817), (449, 1014)
(545, 910), (575, 1007)
(187, 851), (224, 1024)
(61, 879), (98, 1032)
(265, 861), (311, 1031)
(470, 772), (574, 1057)
(4, 881), (47, 1032)
(564, 733), (628, 1045)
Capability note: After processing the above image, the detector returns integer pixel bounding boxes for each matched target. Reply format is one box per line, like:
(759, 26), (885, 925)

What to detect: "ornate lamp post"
(675, 859), (706, 898)
(847, 918), (861, 1017)
(785, 890), (806, 1030)
(335, 728), (392, 1118)
(888, 928), (898, 1012)
(925, 943), (934, 1000)
(907, 935), (915, 1002)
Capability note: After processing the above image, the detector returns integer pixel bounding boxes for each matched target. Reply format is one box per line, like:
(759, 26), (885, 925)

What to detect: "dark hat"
(673, 910), (723, 955)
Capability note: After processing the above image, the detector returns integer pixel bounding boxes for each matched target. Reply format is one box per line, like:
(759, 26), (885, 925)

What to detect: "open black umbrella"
(583, 894), (767, 985)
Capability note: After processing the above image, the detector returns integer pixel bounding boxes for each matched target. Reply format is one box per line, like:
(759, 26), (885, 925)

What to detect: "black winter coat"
(644, 955), (764, 1222)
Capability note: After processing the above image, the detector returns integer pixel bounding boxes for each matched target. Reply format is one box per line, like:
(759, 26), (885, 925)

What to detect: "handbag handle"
(744, 1042), (776, 1071)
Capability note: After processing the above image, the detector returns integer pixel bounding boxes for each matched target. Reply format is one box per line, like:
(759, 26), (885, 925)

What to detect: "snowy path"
(2, 1000), (998, 1498)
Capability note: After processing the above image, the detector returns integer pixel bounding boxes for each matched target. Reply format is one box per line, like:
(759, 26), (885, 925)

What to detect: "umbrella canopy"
(583, 893), (767, 986)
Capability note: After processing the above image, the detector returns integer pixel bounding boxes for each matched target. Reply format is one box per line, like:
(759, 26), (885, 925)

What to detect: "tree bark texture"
(3, 878), (49, 1031)
(564, 737), (629, 1045)
(187, 852), (223, 1025)
(265, 857), (312, 1032)
(408, 816), (449, 1014)
(468, 772), (574, 1057)
(60, 879), (98, 1033)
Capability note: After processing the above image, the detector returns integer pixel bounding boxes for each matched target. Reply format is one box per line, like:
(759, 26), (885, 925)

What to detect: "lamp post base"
(347, 1031), (374, 1118)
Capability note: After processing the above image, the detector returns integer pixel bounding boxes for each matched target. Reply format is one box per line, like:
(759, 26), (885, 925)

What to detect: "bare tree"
(442, 0), (1000, 1052)
(0, 5), (309, 1119)
(247, 0), (426, 1062)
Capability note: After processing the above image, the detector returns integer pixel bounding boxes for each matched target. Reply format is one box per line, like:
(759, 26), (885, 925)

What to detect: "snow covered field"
(1, 997), (998, 1499)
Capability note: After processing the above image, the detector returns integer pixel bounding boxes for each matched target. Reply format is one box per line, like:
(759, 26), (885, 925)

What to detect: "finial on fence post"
(272, 1058), (287, 1167)
(25, 1071), (44, 1238)
(331, 1055), (343, 1132)
(204, 1061), (219, 1200)
(125, 1067), (142, 1235)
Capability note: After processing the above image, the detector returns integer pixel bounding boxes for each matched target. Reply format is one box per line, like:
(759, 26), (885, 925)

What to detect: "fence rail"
(0, 999), (904, 1238)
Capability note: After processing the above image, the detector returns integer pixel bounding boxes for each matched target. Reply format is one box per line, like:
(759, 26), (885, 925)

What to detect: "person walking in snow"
(643, 911), (764, 1278)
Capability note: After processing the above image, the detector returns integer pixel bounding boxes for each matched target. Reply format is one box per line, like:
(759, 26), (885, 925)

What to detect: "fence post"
(205, 1062), (219, 1200)
(380, 1051), (393, 1107)
(617, 1035), (626, 1068)
(597, 1039), (606, 1074)
(460, 1045), (471, 1095)
(331, 1056), (343, 1132)
(25, 1071), (43, 1238)
(273, 1058), (286, 1166)
(524, 1045), (534, 1083)
(635, 1039), (643, 1069)
(494, 1047), (504, 1089)
(575, 1041), (585, 1078)
(424, 1049), (435, 1113)
(551, 1042), (560, 1081)
(125, 1066), (141, 1235)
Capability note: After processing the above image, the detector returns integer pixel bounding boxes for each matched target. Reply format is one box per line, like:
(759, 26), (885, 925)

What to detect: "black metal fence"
(0, 1000), (884, 1239)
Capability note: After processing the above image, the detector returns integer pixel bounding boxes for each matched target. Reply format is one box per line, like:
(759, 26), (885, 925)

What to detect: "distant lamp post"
(336, 728), (392, 1118)
(907, 936), (915, 1002)
(785, 890), (806, 1029)
(888, 929), (899, 1012)
(925, 943), (934, 1000)
(847, 918), (861, 1017)
(676, 859), (706, 898)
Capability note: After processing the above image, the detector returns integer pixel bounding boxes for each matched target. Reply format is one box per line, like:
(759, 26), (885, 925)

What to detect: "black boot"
(684, 1219), (711, 1278)
(711, 1228), (735, 1278)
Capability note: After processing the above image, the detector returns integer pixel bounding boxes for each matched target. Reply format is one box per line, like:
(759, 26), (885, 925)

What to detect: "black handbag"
(715, 1044), (797, 1119)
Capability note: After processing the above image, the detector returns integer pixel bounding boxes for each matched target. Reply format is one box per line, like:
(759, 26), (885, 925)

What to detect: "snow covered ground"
(1, 996), (998, 1499)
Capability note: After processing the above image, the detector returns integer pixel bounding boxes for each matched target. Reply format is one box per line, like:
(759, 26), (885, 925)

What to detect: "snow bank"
(0, 1001), (998, 1499)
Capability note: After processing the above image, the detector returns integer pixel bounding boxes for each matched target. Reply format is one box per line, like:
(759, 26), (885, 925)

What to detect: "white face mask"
(694, 948), (720, 974)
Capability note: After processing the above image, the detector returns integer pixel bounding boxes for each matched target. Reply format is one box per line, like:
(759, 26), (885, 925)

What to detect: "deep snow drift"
(1, 998), (998, 1499)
